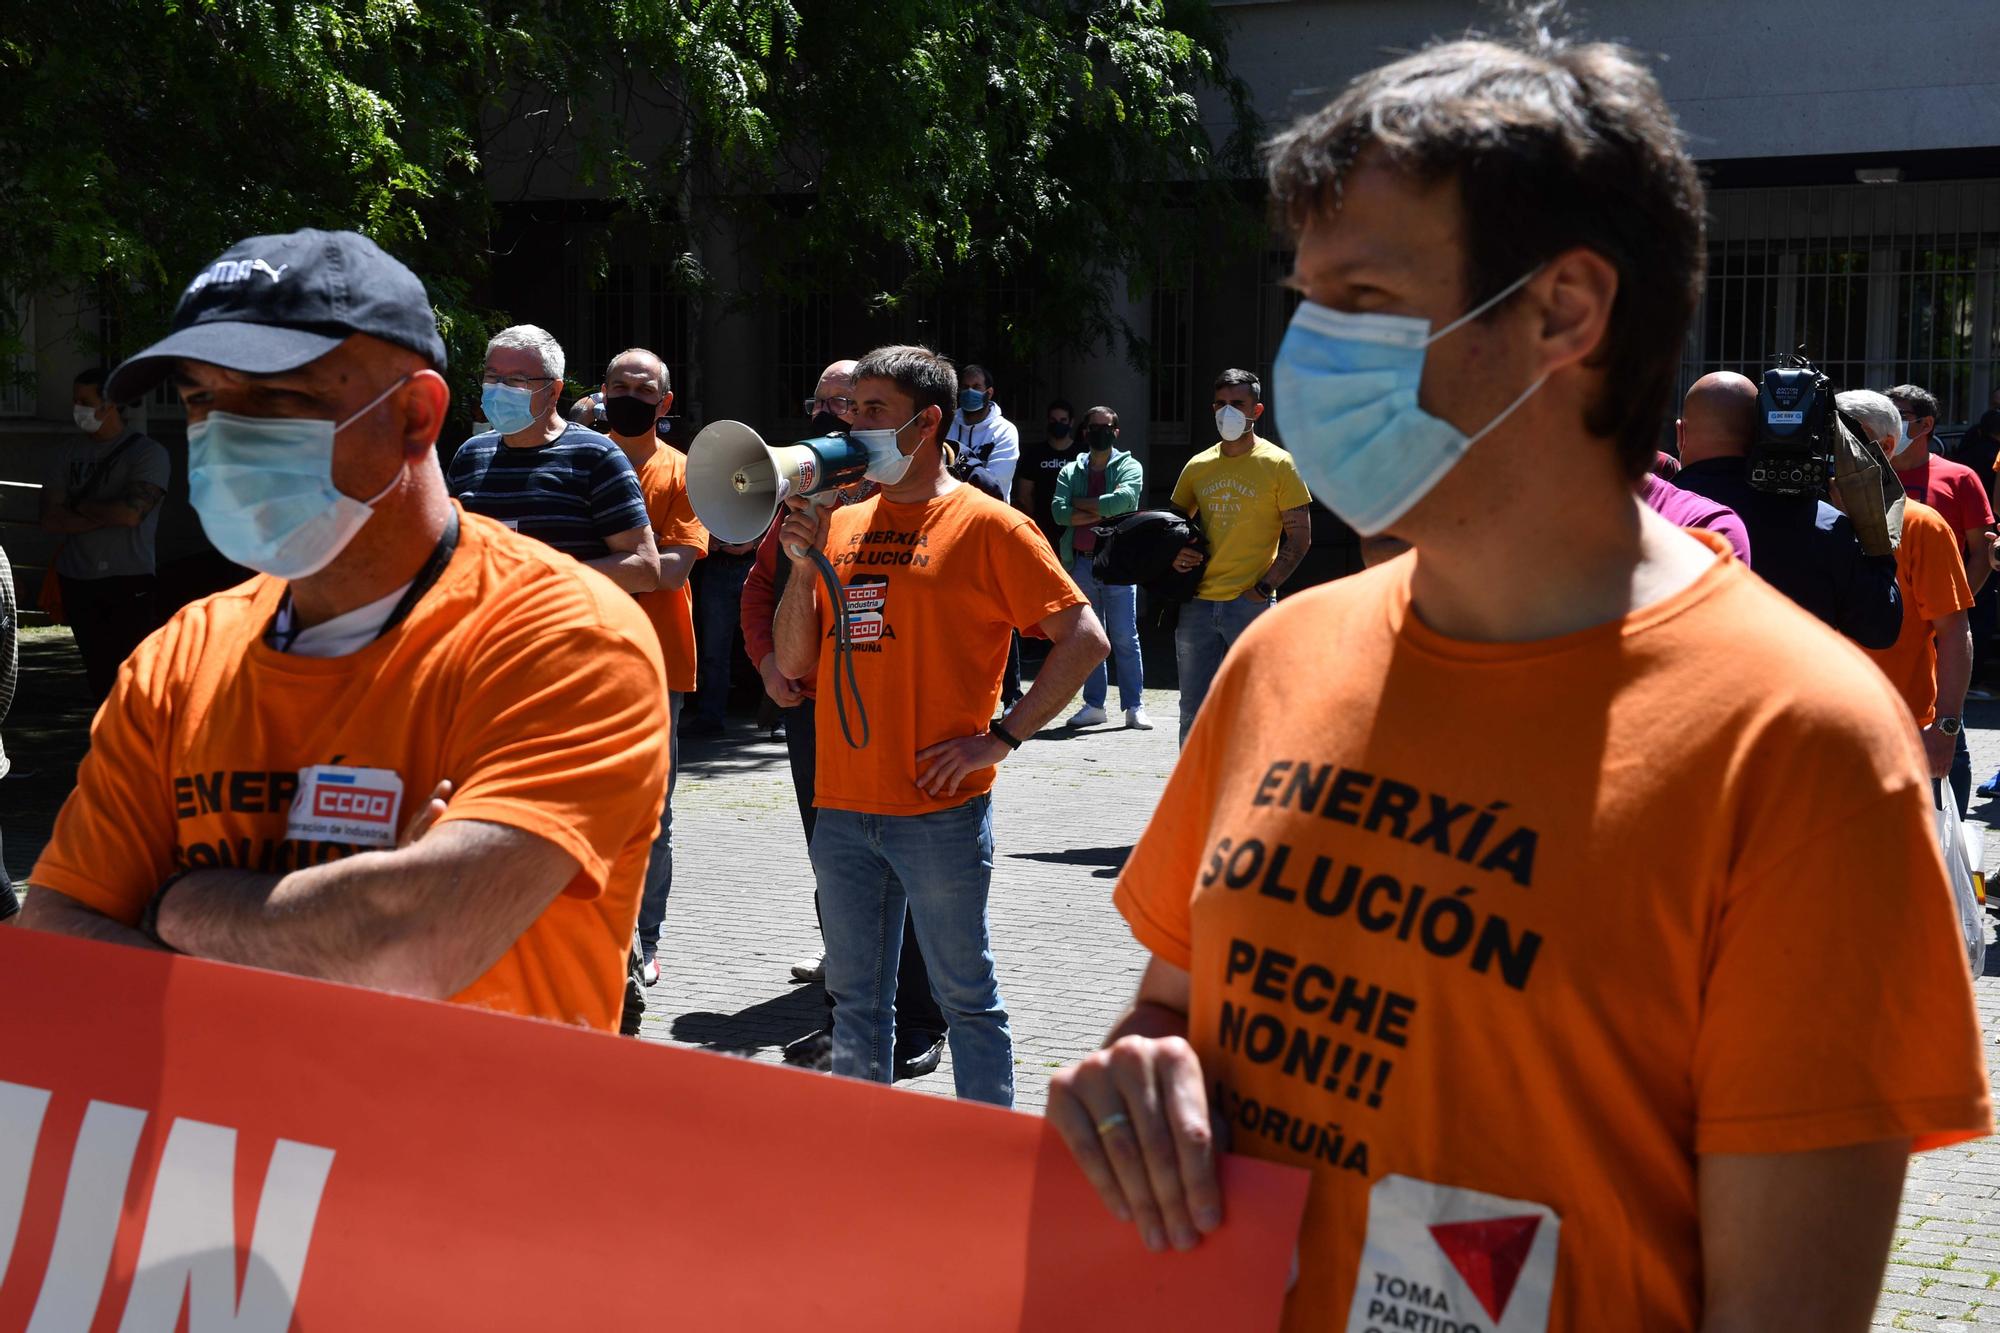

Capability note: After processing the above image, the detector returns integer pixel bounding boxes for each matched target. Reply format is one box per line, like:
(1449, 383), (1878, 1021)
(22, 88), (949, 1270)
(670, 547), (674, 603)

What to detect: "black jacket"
(1676, 457), (1903, 649)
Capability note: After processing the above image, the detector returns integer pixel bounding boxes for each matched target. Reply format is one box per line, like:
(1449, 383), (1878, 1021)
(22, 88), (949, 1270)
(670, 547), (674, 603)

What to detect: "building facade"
(6, 0), (1999, 597)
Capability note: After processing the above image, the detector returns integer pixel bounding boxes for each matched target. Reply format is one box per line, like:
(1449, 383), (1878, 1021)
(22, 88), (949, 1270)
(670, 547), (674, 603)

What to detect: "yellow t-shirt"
(1115, 534), (1989, 1330)
(1170, 435), (1312, 601)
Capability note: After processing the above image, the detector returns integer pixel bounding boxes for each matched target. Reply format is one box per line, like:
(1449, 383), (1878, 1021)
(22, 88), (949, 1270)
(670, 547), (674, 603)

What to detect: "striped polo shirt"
(445, 423), (650, 563)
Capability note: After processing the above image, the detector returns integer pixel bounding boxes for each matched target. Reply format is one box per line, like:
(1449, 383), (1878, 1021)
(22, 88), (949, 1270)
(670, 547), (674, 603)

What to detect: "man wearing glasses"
(446, 325), (660, 593)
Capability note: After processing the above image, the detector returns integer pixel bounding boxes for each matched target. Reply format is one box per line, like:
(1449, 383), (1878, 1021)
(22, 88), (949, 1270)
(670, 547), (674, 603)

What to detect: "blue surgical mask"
(1272, 267), (1545, 536)
(188, 376), (411, 580)
(958, 388), (989, 414)
(852, 412), (925, 486)
(481, 381), (541, 435)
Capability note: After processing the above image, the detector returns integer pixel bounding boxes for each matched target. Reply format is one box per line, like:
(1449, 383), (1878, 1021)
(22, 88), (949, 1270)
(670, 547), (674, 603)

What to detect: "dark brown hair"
(852, 344), (959, 444)
(1266, 27), (1705, 479)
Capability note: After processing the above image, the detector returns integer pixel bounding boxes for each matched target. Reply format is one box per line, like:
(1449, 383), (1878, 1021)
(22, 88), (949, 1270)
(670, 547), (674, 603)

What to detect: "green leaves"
(0, 0), (1254, 386)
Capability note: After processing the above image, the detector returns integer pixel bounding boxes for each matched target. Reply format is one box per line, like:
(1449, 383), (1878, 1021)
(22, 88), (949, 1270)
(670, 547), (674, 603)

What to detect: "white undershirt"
(273, 581), (414, 658)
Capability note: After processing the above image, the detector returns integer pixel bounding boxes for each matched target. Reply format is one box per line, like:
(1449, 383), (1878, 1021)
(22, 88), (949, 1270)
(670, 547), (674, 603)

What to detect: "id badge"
(288, 765), (406, 850)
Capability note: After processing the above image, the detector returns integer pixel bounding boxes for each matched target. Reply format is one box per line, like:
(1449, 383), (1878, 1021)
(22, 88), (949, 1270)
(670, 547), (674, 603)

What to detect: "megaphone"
(686, 420), (872, 545)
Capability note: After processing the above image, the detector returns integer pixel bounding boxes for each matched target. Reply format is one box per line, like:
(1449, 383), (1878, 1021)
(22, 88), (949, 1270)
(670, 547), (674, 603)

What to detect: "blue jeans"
(810, 795), (1012, 1106)
(695, 555), (753, 724)
(1174, 594), (1268, 743)
(1070, 555), (1142, 712)
(636, 691), (683, 960)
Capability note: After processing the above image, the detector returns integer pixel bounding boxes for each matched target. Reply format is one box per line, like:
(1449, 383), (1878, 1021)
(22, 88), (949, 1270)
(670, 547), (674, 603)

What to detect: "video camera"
(1748, 354), (1836, 497)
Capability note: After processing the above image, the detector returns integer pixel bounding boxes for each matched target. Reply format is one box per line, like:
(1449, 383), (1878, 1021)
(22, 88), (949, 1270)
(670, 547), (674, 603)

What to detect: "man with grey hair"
(1842, 388), (1978, 812)
(446, 324), (659, 592)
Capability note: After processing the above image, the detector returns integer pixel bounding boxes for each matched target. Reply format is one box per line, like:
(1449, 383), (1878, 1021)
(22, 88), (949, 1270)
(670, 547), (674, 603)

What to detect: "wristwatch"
(1253, 581), (1277, 603)
(1937, 715), (1964, 737)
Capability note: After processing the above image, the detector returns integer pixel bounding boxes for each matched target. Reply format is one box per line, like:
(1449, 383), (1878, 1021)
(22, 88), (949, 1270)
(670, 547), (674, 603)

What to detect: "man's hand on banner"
(915, 732), (1009, 797)
(1046, 961), (1223, 1257)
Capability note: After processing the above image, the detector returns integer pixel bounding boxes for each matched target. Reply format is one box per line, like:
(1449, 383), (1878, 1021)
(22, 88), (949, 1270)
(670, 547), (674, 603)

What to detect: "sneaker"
(783, 1026), (833, 1071)
(1068, 705), (1109, 728)
(641, 954), (660, 987)
(1980, 770), (2000, 798)
(790, 951), (826, 983)
(1124, 706), (1154, 731)
(894, 1030), (947, 1081)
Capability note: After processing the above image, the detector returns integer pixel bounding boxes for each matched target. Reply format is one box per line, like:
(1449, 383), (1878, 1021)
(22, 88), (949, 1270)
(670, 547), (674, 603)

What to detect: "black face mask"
(810, 409), (851, 437)
(1083, 425), (1117, 451)
(1047, 420), (1072, 440)
(601, 393), (659, 438)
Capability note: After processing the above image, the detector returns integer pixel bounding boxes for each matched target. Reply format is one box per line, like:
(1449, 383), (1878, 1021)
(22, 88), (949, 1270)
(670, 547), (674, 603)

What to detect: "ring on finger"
(1095, 1111), (1132, 1136)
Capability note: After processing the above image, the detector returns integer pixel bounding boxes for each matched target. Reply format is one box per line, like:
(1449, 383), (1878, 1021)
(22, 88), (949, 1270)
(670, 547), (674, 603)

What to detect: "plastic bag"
(1935, 790), (1986, 976)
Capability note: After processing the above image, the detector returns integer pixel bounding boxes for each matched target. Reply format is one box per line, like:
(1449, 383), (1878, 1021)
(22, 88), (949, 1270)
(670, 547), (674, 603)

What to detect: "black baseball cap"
(106, 228), (448, 401)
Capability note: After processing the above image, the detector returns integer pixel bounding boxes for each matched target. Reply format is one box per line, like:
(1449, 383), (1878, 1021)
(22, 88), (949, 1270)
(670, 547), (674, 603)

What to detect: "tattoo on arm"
(1264, 506), (1315, 588)
(122, 480), (165, 516)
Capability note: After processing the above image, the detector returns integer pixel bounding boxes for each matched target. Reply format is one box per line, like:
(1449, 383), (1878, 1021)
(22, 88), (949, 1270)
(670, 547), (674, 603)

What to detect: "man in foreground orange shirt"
(20, 229), (670, 1033)
(1048, 29), (1990, 1333)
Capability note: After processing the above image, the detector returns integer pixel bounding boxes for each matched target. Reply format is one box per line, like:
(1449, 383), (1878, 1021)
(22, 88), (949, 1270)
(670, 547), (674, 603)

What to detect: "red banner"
(0, 930), (1307, 1330)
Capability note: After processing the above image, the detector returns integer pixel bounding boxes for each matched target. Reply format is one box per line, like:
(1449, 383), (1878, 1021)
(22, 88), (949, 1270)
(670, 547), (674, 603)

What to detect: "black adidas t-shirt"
(1015, 435), (1071, 542)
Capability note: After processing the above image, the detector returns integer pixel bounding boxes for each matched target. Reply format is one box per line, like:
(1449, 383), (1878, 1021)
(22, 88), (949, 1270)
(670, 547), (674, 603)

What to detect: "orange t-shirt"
(1860, 499), (1973, 727)
(633, 446), (710, 693)
(30, 509), (671, 1032)
(1114, 538), (1990, 1332)
(809, 483), (1083, 815)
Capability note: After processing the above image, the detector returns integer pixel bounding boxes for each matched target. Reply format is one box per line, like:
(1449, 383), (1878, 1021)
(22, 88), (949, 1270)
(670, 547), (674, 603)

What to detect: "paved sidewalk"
(637, 691), (1175, 1113)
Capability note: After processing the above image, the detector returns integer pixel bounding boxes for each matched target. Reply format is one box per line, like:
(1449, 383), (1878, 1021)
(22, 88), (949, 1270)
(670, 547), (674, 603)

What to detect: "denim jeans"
(695, 554), (753, 724)
(636, 691), (683, 960)
(1174, 593), (1268, 743)
(810, 795), (1011, 1106)
(788, 698), (946, 1034)
(1071, 555), (1142, 712)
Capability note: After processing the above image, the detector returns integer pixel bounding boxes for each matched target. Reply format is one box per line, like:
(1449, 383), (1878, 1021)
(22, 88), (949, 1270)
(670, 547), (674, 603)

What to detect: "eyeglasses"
(804, 395), (857, 416)
(482, 373), (555, 391)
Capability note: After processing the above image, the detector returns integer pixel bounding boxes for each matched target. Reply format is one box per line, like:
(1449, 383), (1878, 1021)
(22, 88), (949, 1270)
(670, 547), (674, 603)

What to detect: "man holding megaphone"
(767, 345), (1109, 1107)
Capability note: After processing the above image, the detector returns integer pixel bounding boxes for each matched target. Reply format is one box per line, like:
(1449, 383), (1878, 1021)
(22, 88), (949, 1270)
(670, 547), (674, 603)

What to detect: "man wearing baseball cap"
(19, 228), (671, 1032)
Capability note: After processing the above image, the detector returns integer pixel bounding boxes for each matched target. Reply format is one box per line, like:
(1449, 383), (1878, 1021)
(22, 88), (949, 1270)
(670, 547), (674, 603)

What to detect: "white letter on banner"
(114, 1119), (334, 1333)
(0, 1081), (54, 1282)
(26, 1100), (148, 1333)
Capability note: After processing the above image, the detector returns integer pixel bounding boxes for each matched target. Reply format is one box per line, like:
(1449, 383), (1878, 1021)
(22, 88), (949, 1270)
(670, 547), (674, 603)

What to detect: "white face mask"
(850, 411), (925, 486)
(73, 404), (105, 433)
(1216, 404), (1251, 442)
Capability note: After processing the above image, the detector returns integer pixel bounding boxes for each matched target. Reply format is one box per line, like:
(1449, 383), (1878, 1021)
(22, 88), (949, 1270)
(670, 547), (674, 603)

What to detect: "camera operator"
(1675, 372), (1901, 649)
(772, 345), (1107, 1107)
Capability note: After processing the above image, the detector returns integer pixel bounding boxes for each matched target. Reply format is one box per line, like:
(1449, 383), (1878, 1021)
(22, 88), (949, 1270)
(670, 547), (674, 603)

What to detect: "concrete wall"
(1211, 0), (2000, 161)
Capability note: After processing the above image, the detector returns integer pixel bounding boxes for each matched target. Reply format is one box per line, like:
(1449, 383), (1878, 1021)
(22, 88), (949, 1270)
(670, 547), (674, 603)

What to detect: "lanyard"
(268, 509), (461, 653)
